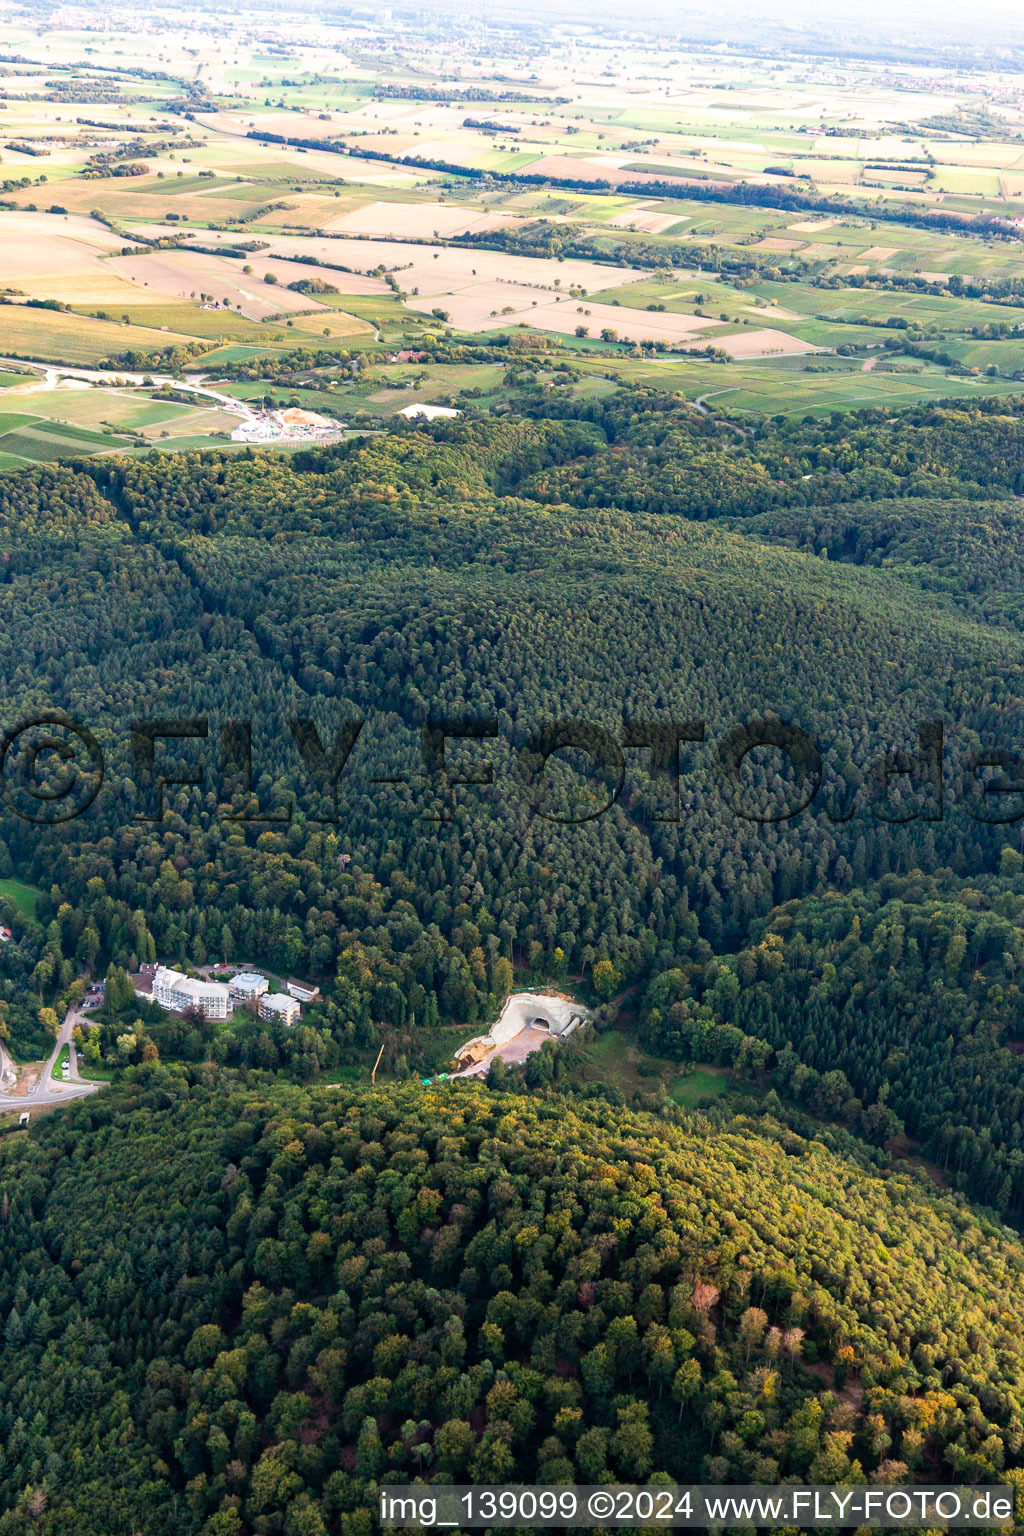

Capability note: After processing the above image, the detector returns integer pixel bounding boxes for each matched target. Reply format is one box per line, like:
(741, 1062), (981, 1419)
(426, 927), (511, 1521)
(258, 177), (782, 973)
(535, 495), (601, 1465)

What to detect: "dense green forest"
(640, 867), (1024, 1213)
(1, 388), (1024, 1523)
(2, 396), (1024, 1100)
(2, 1074), (1024, 1535)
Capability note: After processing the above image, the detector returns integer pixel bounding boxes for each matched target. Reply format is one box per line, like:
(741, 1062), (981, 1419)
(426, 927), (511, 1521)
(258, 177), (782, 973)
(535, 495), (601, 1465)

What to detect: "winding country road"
(0, 357), (254, 419)
(0, 1004), (103, 1113)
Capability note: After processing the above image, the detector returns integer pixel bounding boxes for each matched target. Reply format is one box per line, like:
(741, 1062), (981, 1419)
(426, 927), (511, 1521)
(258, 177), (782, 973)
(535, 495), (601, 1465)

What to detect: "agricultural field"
(0, 10), (1024, 425)
(0, 304), (204, 366)
(0, 414), (133, 464)
(0, 377), (245, 463)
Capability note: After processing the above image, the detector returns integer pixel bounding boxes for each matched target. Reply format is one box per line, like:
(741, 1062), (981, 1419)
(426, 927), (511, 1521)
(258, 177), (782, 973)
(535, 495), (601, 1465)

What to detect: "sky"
(484, 0), (1024, 50)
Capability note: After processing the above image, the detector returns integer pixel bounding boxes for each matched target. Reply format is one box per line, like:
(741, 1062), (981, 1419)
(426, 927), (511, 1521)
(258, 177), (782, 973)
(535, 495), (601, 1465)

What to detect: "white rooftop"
(154, 966), (229, 1001)
(398, 403), (461, 421)
(262, 992), (299, 1012)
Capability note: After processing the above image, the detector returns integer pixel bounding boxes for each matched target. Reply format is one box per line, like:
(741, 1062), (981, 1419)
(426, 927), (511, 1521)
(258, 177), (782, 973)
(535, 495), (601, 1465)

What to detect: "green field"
(574, 1028), (671, 1095)
(17, 388), (207, 433)
(669, 1067), (732, 1106)
(0, 413), (41, 434)
(186, 343), (288, 367)
(0, 878), (40, 920)
(33, 418), (131, 445)
(0, 420), (131, 460)
(0, 383), (247, 461)
(564, 352), (1024, 416)
(142, 434), (241, 452)
(747, 278), (1024, 330)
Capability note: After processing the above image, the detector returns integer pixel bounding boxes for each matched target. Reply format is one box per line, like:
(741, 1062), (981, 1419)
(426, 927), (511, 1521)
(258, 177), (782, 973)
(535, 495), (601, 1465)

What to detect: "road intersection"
(0, 1004), (103, 1113)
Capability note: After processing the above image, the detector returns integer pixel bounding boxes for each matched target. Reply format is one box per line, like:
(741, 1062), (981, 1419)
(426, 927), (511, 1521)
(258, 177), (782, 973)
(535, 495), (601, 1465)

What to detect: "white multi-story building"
(258, 992), (300, 1026)
(152, 966), (230, 1020)
(229, 971), (269, 1002)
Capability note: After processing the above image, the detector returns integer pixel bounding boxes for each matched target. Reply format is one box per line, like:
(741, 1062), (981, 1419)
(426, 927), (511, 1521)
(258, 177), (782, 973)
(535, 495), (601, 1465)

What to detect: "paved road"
(0, 1004), (103, 1112)
(0, 357), (253, 418)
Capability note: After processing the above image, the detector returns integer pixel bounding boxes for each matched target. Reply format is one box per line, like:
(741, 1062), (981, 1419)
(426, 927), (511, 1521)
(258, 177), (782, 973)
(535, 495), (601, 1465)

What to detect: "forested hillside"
(11, 3), (1024, 1529)
(2, 392), (1024, 1524)
(1, 1075), (1024, 1535)
(2, 392), (1024, 1152)
(640, 868), (1024, 1213)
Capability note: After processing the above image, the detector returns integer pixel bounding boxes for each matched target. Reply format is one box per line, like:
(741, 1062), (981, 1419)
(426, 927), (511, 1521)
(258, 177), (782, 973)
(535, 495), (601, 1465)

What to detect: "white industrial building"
(230, 971), (269, 1002)
(258, 992), (300, 1026)
(152, 966), (230, 1020)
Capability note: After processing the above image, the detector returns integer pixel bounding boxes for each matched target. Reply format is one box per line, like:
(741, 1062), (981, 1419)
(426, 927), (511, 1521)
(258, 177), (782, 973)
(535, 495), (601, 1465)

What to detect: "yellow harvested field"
(397, 289), (809, 354)
(860, 246), (899, 261)
(196, 109), (340, 141)
(0, 210), (124, 260)
(1, 178), (270, 226)
(284, 310), (374, 337)
(754, 237), (806, 252)
(405, 290), (723, 342)
(805, 162), (862, 184)
(606, 205), (685, 234)
(109, 249), (382, 319)
(191, 116), (434, 184)
(871, 168), (928, 184)
(856, 134), (934, 157)
(129, 228), (650, 300)
(328, 160), (429, 187)
(742, 302), (803, 320)
(246, 193), (353, 232)
(405, 135), (495, 161)
(334, 239), (647, 296)
(0, 210), (143, 305)
(789, 218), (839, 231)
(518, 154), (623, 184)
(322, 201), (513, 239)
(0, 304), (201, 365)
(719, 328), (817, 359)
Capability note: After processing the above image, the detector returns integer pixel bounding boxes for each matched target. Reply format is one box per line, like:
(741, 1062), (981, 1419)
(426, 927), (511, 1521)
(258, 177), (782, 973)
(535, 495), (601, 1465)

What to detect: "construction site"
(454, 992), (591, 1078)
(230, 405), (344, 445)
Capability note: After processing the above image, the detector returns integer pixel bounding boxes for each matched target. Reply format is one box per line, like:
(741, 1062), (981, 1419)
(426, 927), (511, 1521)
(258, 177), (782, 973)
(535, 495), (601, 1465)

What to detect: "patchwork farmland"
(1, 6), (1024, 457)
